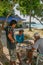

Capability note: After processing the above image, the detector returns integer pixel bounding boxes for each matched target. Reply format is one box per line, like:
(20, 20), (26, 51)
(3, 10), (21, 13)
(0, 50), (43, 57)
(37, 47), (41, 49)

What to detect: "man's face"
(12, 24), (16, 28)
(34, 36), (39, 40)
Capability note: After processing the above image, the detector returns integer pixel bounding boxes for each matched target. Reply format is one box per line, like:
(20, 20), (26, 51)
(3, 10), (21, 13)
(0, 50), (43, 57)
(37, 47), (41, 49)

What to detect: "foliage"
(0, 1), (9, 16)
(0, 0), (17, 17)
(16, 0), (43, 30)
(17, 0), (43, 17)
(41, 0), (43, 2)
(16, 24), (23, 28)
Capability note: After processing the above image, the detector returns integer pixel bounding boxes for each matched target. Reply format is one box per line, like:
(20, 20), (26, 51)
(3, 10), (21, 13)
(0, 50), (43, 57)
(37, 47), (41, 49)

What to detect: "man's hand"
(11, 40), (15, 43)
(8, 33), (15, 44)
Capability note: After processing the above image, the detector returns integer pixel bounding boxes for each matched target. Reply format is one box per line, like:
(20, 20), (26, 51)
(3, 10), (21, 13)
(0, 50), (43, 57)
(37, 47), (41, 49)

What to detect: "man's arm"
(22, 34), (24, 42)
(32, 47), (36, 52)
(31, 40), (39, 57)
(8, 33), (15, 43)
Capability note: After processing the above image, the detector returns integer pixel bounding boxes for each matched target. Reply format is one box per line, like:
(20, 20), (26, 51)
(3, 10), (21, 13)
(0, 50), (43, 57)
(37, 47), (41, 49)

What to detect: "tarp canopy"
(0, 16), (25, 22)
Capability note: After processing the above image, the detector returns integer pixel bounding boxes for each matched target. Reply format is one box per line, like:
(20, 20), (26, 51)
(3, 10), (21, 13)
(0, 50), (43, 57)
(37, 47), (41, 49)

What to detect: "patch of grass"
(4, 62), (9, 65)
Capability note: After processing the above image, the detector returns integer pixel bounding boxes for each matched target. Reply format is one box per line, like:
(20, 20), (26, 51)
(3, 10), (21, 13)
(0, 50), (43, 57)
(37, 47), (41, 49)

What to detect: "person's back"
(33, 38), (43, 54)
(37, 38), (43, 54)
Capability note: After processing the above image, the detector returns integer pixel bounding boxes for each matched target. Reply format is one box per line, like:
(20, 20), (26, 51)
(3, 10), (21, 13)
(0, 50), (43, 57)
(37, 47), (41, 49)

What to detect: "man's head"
(19, 30), (24, 35)
(10, 20), (17, 28)
(34, 32), (40, 41)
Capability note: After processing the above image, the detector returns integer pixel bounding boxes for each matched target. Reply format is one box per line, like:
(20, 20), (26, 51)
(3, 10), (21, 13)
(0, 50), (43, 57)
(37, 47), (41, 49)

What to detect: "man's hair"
(19, 30), (24, 32)
(34, 32), (40, 37)
(9, 20), (17, 26)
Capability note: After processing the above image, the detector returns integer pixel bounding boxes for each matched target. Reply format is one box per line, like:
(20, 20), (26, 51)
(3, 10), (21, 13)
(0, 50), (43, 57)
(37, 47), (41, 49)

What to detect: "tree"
(0, 26), (3, 57)
(0, 1), (10, 16)
(0, 0), (17, 17)
(0, 0), (18, 30)
(16, 0), (43, 31)
(41, 0), (43, 2)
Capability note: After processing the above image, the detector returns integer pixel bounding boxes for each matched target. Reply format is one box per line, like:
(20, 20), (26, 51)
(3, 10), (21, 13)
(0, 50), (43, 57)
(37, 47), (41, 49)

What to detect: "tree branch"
(32, 16), (43, 25)
(6, 13), (11, 22)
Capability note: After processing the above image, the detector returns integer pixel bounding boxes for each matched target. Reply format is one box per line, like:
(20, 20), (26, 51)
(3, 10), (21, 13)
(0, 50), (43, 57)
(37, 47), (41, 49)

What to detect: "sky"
(13, 4), (42, 23)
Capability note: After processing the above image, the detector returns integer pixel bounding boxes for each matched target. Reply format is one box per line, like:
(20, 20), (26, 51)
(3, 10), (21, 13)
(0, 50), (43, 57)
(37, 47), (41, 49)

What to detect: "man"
(5, 20), (17, 65)
(26, 33), (43, 65)
(16, 30), (24, 43)
(32, 32), (43, 54)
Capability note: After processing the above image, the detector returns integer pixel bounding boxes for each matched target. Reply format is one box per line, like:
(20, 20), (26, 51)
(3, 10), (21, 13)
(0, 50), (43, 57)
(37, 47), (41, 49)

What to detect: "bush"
(16, 24), (23, 28)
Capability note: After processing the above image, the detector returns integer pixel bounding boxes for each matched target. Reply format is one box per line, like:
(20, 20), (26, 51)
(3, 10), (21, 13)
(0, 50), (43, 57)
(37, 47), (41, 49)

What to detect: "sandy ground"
(24, 28), (43, 37)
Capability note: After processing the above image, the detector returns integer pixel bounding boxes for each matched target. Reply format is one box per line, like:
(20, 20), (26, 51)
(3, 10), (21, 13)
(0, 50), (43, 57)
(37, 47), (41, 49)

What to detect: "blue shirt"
(16, 34), (24, 43)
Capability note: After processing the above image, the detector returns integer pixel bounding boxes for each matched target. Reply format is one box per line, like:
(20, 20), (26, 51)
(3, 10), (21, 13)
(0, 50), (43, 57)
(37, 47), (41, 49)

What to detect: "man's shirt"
(16, 34), (24, 43)
(33, 38), (43, 54)
(5, 26), (16, 49)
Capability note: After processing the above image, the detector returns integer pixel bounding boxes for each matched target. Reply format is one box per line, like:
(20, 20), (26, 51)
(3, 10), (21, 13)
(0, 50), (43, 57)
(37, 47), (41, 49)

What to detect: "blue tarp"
(0, 16), (25, 22)
(0, 17), (6, 21)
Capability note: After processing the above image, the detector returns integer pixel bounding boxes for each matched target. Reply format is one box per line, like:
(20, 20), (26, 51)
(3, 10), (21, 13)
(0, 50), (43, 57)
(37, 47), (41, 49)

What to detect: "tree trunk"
(29, 10), (32, 31)
(0, 26), (3, 57)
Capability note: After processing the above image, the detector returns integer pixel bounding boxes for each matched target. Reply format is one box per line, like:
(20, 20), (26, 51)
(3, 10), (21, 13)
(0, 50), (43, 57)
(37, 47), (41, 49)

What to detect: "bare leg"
(13, 61), (16, 65)
(17, 52), (22, 65)
(10, 61), (16, 65)
(10, 61), (13, 65)
(26, 51), (33, 64)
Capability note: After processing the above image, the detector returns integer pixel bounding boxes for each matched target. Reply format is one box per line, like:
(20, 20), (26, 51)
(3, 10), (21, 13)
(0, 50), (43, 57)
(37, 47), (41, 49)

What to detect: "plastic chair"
(36, 53), (43, 65)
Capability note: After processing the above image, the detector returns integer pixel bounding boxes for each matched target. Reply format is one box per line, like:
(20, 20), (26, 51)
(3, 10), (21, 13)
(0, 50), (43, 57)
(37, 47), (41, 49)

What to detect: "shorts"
(9, 49), (17, 61)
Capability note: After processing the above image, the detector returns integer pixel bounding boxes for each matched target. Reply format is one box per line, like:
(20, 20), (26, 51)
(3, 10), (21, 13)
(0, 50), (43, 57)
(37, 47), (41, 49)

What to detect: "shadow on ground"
(0, 53), (10, 65)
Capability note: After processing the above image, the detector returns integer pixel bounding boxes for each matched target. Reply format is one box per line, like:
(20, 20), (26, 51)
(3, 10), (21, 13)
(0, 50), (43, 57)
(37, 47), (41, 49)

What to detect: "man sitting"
(26, 32), (43, 65)
(32, 32), (43, 54)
